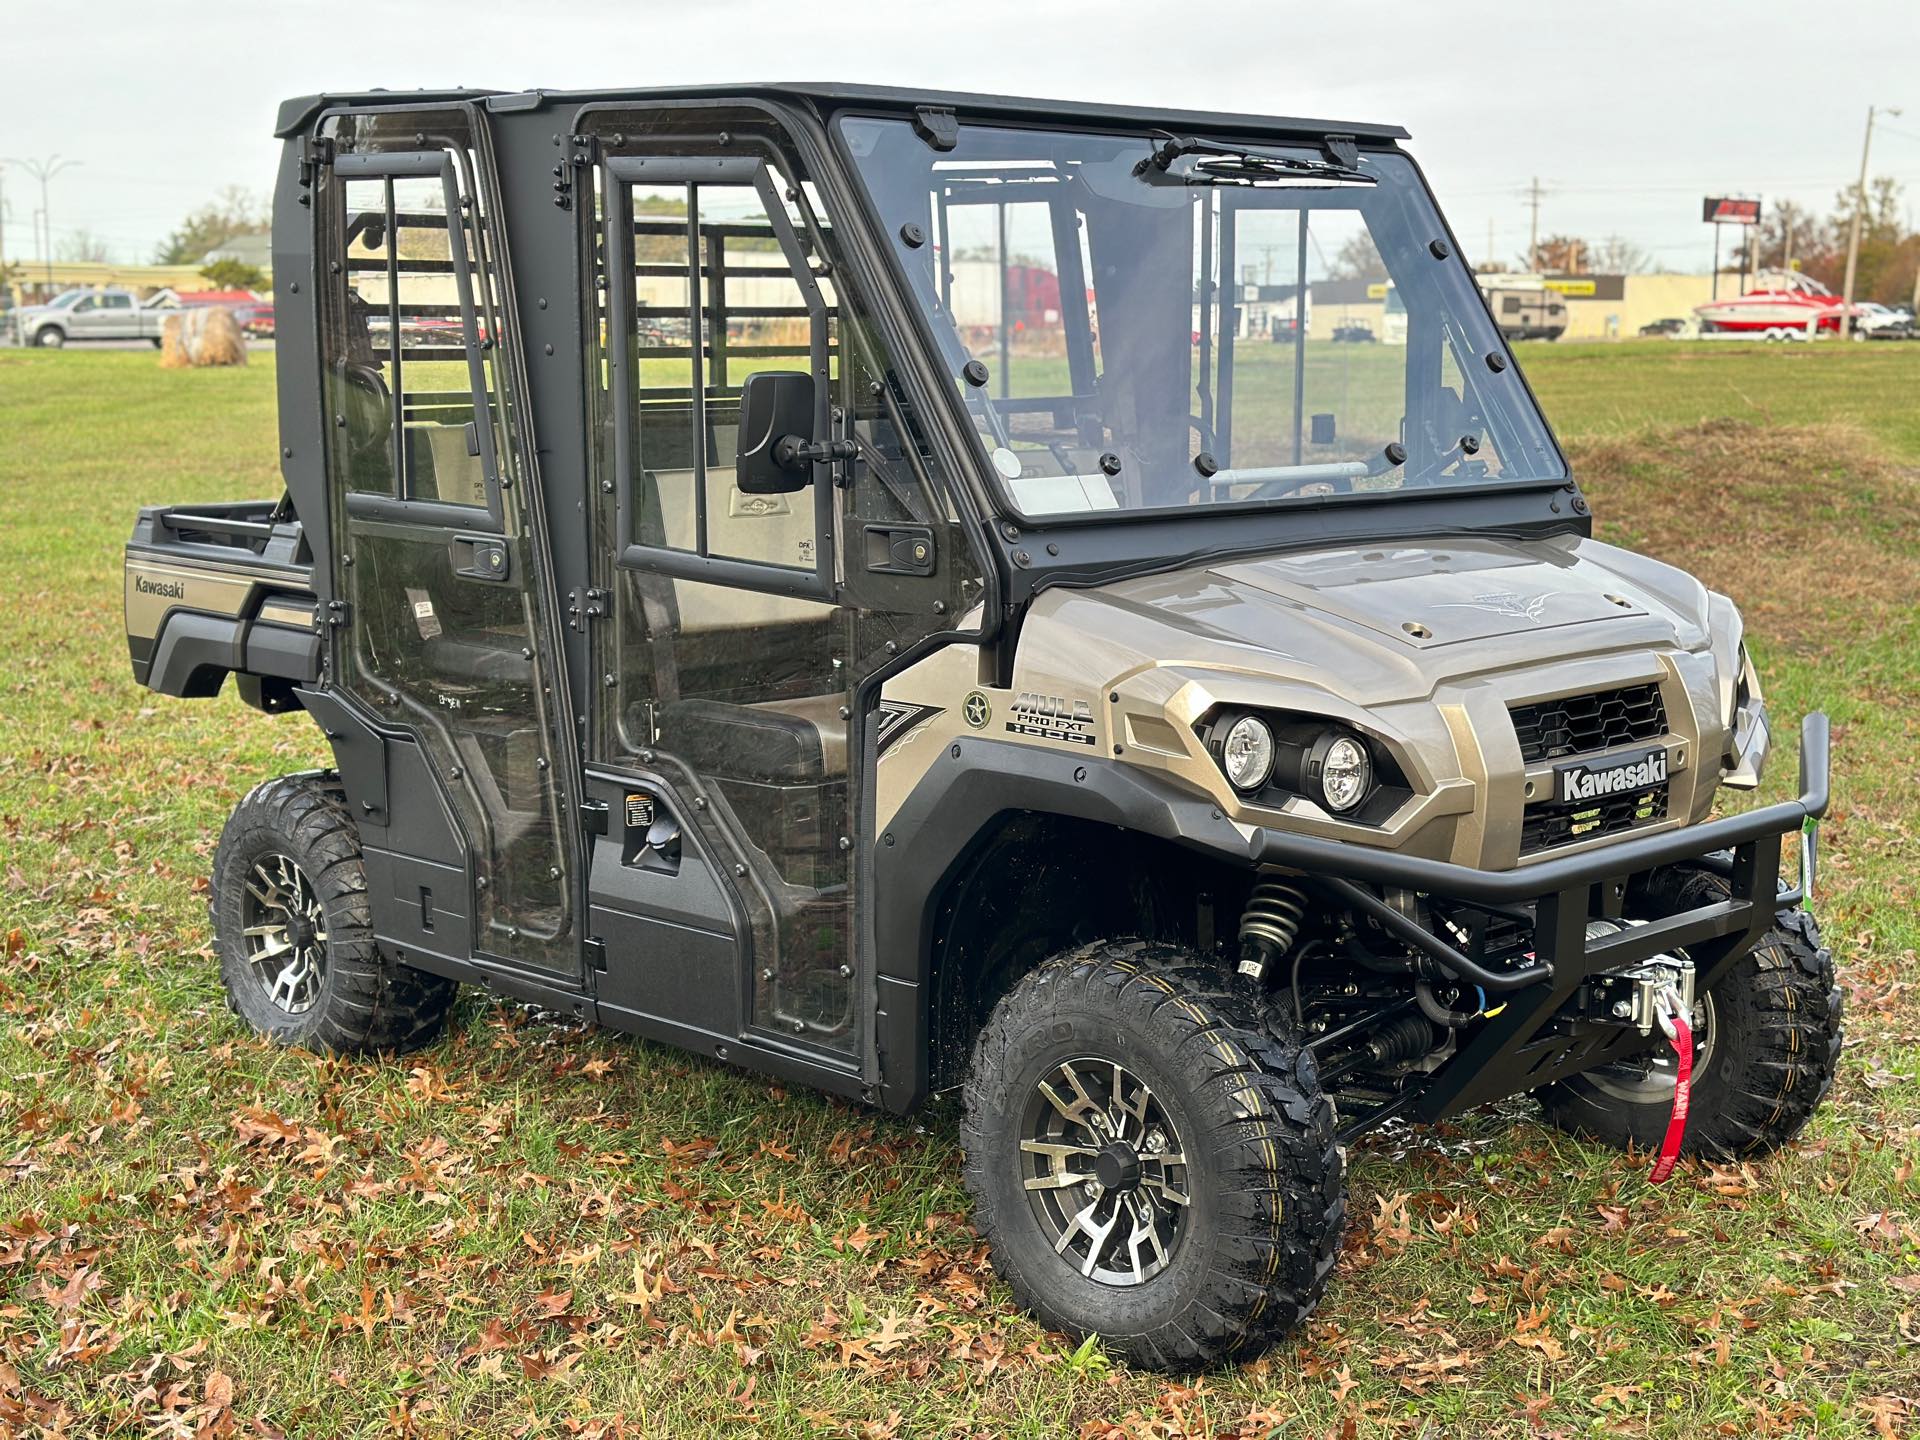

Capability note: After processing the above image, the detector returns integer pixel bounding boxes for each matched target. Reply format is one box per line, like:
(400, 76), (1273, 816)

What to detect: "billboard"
(1702, 197), (1762, 225)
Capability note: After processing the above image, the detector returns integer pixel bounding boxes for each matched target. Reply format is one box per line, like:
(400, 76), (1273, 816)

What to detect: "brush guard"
(1244, 714), (1830, 1142)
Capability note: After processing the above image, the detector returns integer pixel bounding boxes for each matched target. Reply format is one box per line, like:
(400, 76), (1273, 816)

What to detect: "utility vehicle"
(124, 84), (1839, 1369)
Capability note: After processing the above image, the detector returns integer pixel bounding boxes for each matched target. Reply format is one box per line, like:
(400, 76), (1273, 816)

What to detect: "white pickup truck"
(16, 288), (173, 347)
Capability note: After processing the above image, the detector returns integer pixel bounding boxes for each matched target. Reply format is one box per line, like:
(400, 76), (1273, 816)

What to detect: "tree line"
(1324, 177), (1917, 304)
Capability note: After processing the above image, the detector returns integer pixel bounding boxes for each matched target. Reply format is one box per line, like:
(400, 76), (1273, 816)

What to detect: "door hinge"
(322, 598), (352, 628)
(566, 586), (607, 631)
(584, 936), (607, 972)
(298, 135), (334, 198)
(553, 132), (597, 210)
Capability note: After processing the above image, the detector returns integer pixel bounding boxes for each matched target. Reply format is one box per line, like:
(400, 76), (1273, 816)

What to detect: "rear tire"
(961, 941), (1344, 1370)
(212, 771), (457, 1055)
(1539, 869), (1841, 1160)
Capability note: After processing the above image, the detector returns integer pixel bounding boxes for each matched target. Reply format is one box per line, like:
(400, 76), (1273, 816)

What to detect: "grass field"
(3, 340), (1918, 1437)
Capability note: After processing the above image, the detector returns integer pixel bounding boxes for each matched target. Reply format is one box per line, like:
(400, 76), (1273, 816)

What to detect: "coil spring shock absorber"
(1237, 877), (1307, 979)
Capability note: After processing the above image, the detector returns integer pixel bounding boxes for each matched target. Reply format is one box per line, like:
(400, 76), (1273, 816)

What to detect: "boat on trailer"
(1695, 270), (1847, 338)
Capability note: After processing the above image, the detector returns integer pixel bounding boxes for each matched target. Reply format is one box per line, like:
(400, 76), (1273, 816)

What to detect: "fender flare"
(869, 736), (1252, 1113)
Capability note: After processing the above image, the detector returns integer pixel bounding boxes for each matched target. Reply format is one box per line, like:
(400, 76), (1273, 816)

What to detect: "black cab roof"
(275, 81), (1409, 144)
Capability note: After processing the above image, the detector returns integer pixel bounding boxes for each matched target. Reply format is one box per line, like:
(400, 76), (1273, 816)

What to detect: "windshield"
(46, 290), (84, 310)
(838, 118), (1565, 519)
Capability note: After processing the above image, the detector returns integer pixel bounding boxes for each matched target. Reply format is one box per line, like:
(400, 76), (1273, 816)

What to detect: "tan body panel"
(124, 553), (312, 642)
(877, 534), (1756, 872)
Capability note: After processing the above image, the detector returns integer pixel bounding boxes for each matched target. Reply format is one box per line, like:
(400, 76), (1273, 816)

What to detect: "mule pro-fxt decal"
(1005, 691), (1097, 747)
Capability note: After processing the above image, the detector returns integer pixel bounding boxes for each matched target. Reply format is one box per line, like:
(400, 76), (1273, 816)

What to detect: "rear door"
(314, 108), (582, 984)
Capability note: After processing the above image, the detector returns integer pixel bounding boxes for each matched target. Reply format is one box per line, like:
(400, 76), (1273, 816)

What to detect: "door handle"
(451, 534), (511, 581)
(863, 524), (936, 576)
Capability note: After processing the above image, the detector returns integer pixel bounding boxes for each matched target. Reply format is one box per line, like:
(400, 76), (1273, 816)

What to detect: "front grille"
(1510, 683), (1667, 763)
(1520, 782), (1670, 854)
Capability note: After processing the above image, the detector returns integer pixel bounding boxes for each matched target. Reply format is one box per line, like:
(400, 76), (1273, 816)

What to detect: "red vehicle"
(180, 290), (275, 340)
(233, 303), (276, 339)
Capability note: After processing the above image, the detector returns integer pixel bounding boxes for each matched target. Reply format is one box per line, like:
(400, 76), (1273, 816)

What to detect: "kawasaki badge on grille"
(1555, 747), (1668, 804)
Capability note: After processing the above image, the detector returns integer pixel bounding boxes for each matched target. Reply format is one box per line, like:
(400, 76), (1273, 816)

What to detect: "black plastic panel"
(1510, 683), (1666, 764)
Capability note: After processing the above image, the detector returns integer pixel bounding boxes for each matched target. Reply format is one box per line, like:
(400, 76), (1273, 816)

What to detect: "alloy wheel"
(240, 851), (328, 1015)
(1018, 1057), (1190, 1286)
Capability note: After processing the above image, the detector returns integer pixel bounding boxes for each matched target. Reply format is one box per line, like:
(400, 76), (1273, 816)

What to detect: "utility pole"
(1523, 176), (1545, 273)
(1840, 106), (1899, 336)
(5, 155), (81, 291)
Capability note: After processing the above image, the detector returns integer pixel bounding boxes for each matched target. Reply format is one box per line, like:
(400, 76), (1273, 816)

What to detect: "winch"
(1580, 919), (1695, 1035)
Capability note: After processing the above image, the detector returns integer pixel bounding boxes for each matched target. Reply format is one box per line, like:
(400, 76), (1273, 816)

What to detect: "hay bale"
(160, 307), (248, 368)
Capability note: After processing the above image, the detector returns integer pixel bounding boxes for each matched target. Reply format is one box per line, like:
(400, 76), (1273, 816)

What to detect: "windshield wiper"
(1133, 134), (1373, 187)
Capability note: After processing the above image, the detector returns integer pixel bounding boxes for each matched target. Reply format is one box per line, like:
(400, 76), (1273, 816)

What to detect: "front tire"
(32, 327), (64, 348)
(212, 772), (457, 1054)
(1540, 869), (1842, 1160)
(961, 941), (1345, 1370)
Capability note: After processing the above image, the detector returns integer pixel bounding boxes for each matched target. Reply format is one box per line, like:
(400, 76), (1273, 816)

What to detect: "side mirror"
(735, 370), (816, 495)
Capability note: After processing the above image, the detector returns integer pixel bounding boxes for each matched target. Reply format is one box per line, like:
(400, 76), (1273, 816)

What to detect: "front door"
(317, 109), (580, 979)
(577, 108), (988, 1074)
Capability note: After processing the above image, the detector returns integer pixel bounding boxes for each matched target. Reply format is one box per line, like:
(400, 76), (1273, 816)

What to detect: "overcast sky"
(3, 0), (1915, 274)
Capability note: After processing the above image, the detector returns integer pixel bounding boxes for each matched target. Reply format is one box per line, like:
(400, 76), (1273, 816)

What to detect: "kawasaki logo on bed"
(1556, 747), (1668, 804)
(135, 575), (186, 599)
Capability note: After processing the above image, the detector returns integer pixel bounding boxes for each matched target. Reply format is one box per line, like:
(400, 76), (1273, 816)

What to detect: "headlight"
(1308, 731), (1373, 813)
(1221, 715), (1275, 791)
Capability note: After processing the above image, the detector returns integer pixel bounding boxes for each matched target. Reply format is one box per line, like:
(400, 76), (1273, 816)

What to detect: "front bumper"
(1251, 712), (1830, 1129)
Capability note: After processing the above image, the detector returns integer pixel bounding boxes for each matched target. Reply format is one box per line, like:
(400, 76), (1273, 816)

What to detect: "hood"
(1209, 537), (1675, 647)
(1042, 534), (1715, 707)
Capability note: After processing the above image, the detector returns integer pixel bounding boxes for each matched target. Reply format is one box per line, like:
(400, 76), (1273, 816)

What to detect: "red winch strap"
(1648, 1008), (1693, 1185)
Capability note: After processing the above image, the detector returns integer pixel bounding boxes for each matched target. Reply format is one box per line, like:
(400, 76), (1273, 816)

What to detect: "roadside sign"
(1702, 197), (1761, 225)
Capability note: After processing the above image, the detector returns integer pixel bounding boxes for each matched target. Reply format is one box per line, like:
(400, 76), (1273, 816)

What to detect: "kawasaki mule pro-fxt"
(124, 85), (1839, 1368)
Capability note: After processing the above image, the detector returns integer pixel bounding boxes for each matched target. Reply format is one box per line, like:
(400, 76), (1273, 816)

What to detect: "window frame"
(601, 151), (836, 603)
(330, 148), (508, 535)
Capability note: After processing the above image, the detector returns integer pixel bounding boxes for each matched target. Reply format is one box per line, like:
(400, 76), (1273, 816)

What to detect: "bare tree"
(1327, 231), (1387, 282)
(1528, 235), (1588, 274)
(1588, 234), (1651, 274)
(55, 229), (112, 263)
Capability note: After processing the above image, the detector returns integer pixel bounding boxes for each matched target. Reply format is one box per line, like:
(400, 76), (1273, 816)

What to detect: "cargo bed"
(125, 498), (319, 712)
